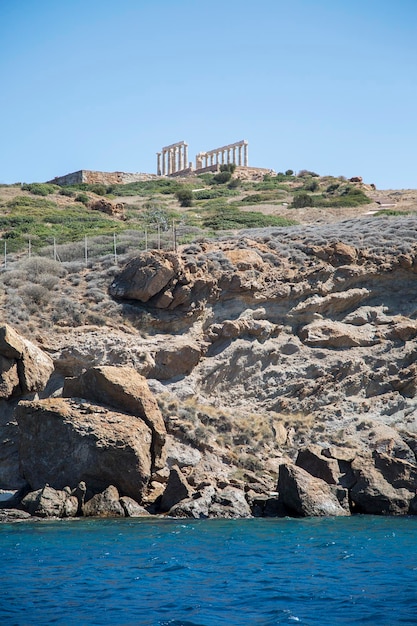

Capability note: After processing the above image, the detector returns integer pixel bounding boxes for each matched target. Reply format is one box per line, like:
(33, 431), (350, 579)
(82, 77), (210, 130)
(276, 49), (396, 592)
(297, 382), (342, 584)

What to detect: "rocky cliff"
(2, 214), (417, 519)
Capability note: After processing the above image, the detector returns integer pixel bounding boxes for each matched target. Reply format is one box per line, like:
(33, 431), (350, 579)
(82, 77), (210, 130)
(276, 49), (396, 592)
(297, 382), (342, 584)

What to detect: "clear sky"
(1, 0), (416, 189)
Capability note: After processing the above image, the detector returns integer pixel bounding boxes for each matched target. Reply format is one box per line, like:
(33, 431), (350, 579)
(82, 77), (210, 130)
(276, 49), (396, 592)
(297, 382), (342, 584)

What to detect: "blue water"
(1, 517), (417, 625)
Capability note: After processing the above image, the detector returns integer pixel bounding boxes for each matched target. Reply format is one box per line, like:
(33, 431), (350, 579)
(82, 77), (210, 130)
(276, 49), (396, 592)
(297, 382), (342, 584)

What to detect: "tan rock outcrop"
(159, 465), (193, 512)
(21, 485), (75, 518)
(83, 485), (125, 517)
(278, 463), (349, 516)
(299, 320), (377, 348)
(109, 251), (178, 302)
(0, 324), (54, 398)
(16, 398), (152, 501)
(63, 366), (166, 471)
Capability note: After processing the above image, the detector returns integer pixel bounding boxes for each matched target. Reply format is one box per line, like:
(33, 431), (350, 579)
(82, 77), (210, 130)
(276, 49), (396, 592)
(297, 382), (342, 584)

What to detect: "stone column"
(157, 153), (161, 176)
(210, 154), (214, 165)
(238, 146), (242, 166)
(232, 147), (236, 164)
(244, 144), (248, 166)
(184, 144), (188, 169)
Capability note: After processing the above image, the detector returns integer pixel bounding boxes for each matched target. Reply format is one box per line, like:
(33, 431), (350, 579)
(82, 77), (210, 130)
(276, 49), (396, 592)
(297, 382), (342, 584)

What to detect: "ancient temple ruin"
(195, 140), (248, 170)
(156, 139), (249, 176)
(157, 141), (189, 176)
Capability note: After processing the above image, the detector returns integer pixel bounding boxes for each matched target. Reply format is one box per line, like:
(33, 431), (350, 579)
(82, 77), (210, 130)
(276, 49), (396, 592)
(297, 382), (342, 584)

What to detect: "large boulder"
(159, 465), (193, 512)
(296, 445), (356, 489)
(278, 463), (349, 517)
(63, 366), (166, 471)
(83, 485), (125, 517)
(0, 324), (54, 398)
(350, 454), (416, 515)
(21, 485), (77, 518)
(147, 342), (202, 380)
(16, 398), (152, 501)
(119, 496), (150, 517)
(109, 251), (178, 302)
(168, 484), (251, 519)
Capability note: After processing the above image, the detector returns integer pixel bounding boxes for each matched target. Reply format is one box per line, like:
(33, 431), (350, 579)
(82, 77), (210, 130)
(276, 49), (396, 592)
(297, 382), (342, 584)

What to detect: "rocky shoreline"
(2, 216), (417, 520)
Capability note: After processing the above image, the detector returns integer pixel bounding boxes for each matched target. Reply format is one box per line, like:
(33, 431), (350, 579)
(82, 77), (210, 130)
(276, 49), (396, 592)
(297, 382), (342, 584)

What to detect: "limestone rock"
(64, 496), (79, 517)
(0, 325), (26, 359)
(278, 463), (349, 517)
(168, 484), (251, 519)
(350, 456), (414, 515)
(89, 198), (125, 220)
(289, 288), (369, 319)
(299, 320), (377, 348)
(83, 485), (125, 517)
(119, 496), (150, 517)
(296, 446), (342, 485)
(109, 251), (178, 302)
(0, 508), (32, 522)
(147, 342), (202, 380)
(16, 398), (152, 501)
(0, 356), (20, 398)
(159, 465), (193, 512)
(165, 436), (202, 469)
(0, 325), (54, 397)
(18, 338), (54, 394)
(63, 366), (166, 470)
(21, 485), (71, 518)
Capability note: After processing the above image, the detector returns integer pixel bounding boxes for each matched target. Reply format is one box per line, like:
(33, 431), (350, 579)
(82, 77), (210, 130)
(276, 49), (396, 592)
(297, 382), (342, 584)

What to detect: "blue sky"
(1, 0), (416, 188)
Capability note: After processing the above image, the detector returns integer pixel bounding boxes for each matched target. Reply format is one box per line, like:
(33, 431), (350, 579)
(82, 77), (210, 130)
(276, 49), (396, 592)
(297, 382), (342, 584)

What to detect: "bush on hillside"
(21, 183), (58, 196)
(213, 171), (232, 184)
(291, 193), (315, 208)
(176, 188), (193, 207)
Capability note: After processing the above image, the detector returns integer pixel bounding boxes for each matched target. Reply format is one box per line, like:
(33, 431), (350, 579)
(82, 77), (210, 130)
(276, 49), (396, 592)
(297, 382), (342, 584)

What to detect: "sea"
(1, 516), (417, 625)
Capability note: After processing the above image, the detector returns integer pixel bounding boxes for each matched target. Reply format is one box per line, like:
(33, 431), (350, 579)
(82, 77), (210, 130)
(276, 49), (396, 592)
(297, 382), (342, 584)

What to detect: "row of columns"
(196, 140), (248, 169)
(157, 141), (188, 176)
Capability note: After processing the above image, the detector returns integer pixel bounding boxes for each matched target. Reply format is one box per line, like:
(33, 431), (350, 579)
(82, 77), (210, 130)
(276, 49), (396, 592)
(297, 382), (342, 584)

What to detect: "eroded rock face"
(16, 398), (152, 501)
(63, 366), (166, 471)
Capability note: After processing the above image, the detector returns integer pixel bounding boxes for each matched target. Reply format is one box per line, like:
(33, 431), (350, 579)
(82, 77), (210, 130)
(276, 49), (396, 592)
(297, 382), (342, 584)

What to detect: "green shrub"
(291, 193), (315, 208)
(176, 188), (193, 207)
(285, 169), (294, 176)
(203, 206), (297, 230)
(303, 180), (319, 192)
(227, 177), (241, 189)
(21, 183), (58, 196)
(75, 192), (90, 205)
(219, 163), (236, 174)
(374, 209), (412, 217)
(212, 171), (232, 184)
(298, 169), (319, 178)
(315, 187), (371, 208)
(59, 188), (75, 197)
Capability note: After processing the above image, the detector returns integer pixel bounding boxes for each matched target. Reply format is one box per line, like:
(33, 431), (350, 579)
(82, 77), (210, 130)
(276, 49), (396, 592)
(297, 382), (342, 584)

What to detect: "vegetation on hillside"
(0, 169), (378, 258)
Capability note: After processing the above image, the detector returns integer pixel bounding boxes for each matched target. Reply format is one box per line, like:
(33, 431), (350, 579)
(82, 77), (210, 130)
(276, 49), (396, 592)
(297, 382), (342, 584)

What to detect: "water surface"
(1, 516), (416, 625)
